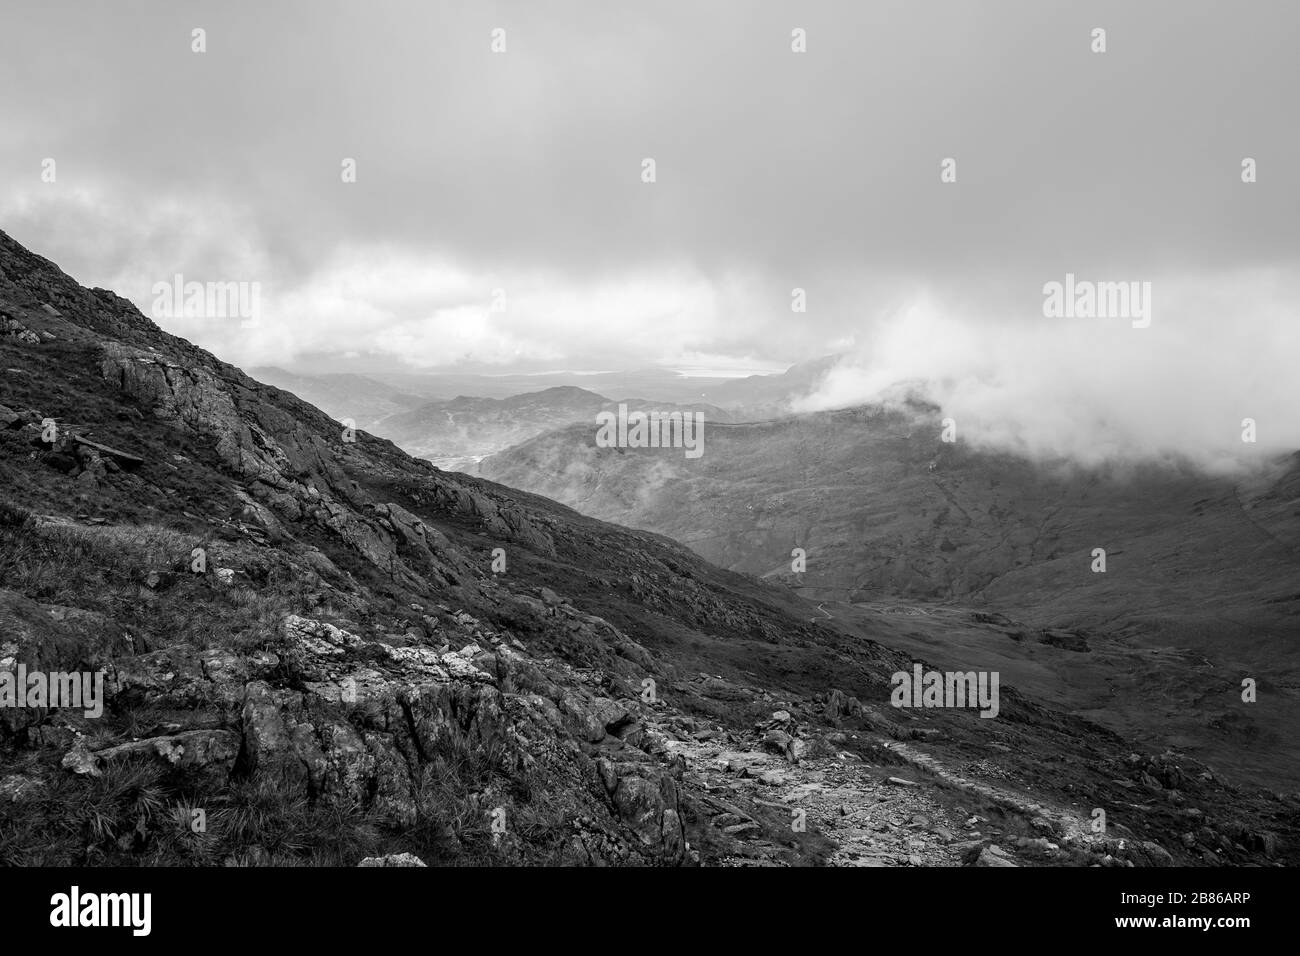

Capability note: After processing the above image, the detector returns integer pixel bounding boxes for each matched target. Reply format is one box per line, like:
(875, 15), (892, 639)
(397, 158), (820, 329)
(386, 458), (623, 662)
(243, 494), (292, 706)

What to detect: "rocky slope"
(1, 228), (1294, 866)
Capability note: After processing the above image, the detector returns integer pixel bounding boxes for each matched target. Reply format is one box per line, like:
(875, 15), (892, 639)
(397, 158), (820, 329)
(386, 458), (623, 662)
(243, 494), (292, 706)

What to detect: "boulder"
(761, 729), (797, 762)
(358, 853), (426, 867)
(973, 844), (1019, 867)
(71, 435), (144, 470)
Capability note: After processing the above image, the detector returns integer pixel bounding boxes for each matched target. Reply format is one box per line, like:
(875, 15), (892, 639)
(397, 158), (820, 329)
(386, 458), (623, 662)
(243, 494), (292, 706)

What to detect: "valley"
(480, 407), (1300, 791)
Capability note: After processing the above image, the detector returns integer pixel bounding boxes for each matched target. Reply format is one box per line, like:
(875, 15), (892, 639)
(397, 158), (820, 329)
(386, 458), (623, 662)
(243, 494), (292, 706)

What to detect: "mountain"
(479, 404), (1300, 792)
(0, 228), (1293, 867)
(697, 354), (843, 415)
(246, 366), (430, 432)
(267, 364), (753, 405)
(371, 387), (731, 470)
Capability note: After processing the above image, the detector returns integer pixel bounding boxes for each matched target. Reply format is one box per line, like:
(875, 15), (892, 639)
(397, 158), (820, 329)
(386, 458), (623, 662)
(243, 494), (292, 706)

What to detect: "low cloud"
(794, 270), (1300, 472)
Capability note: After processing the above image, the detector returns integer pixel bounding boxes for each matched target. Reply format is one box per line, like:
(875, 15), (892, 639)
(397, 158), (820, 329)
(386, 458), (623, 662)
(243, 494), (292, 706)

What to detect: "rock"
(974, 844), (1019, 867)
(381, 502), (432, 551)
(93, 729), (240, 773)
(1015, 836), (1059, 853)
(72, 435), (144, 469)
(592, 698), (634, 734)
(247, 649), (280, 677)
(825, 688), (863, 719)
(440, 652), (492, 683)
(755, 709), (796, 733)
(721, 752), (767, 774)
(241, 682), (312, 790)
(761, 729), (797, 762)
(62, 730), (239, 777)
(596, 758), (619, 795)
(144, 571), (175, 590)
(235, 490), (284, 536)
(609, 771), (686, 860)
(357, 853), (427, 867)
(197, 647), (249, 683)
(887, 776), (920, 787)
(700, 677), (753, 701)
(0, 774), (43, 802)
(561, 693), (609, 742)
(1141, 842), (1175, 866)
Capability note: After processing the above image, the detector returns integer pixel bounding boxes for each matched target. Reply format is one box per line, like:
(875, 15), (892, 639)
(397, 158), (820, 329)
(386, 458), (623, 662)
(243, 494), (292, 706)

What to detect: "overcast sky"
(1, 0), (1296, 462)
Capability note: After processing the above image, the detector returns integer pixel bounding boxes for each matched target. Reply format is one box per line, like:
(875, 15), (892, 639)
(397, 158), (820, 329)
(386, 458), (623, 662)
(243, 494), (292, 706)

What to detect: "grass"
(0, 501), (318, 658)
(0, 749), (389, 866)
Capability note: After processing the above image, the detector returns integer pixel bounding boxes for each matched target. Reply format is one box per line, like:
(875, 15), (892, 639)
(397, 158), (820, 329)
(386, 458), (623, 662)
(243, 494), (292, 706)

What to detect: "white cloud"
(795, 271), (1300, 471)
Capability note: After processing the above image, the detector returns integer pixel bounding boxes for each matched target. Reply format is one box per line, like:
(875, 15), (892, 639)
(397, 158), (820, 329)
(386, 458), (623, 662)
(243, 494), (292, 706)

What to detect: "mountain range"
(250, 361), (835, 470)
(1, 228), (1293, 867)
(368, 387), (731, 470)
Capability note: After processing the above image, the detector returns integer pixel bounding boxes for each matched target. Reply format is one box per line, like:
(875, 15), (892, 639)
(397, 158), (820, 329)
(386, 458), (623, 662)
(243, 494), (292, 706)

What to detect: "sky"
(1, 0), (1296, 464)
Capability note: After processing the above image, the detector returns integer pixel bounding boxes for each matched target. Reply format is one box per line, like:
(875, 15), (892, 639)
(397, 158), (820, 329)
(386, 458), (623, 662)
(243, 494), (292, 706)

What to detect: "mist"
(793, 268), (1300, 473)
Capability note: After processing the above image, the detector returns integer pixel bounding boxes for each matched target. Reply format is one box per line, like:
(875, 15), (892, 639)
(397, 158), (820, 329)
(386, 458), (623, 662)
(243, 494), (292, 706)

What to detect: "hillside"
(0, 229), (1293, 867)
(479, 406), (1300, 791)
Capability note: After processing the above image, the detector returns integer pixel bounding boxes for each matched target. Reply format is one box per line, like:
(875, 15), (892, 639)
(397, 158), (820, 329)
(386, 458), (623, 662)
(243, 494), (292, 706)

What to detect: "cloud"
(794, 271), (1300, 471)
(2, 0), (1297, 467)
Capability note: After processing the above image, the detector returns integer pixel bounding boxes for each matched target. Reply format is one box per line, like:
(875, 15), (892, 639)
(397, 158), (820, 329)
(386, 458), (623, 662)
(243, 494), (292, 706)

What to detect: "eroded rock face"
(428, 481), (556, 557)
(100, 343), (248, 473)
(610, 773), (685, 857)
(95, 344), (493, 596)
(39, 611), (689, 865)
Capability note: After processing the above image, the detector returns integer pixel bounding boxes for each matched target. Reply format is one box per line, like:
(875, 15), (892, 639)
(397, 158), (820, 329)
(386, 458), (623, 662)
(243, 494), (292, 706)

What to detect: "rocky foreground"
(0, 227), (1294, 866)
